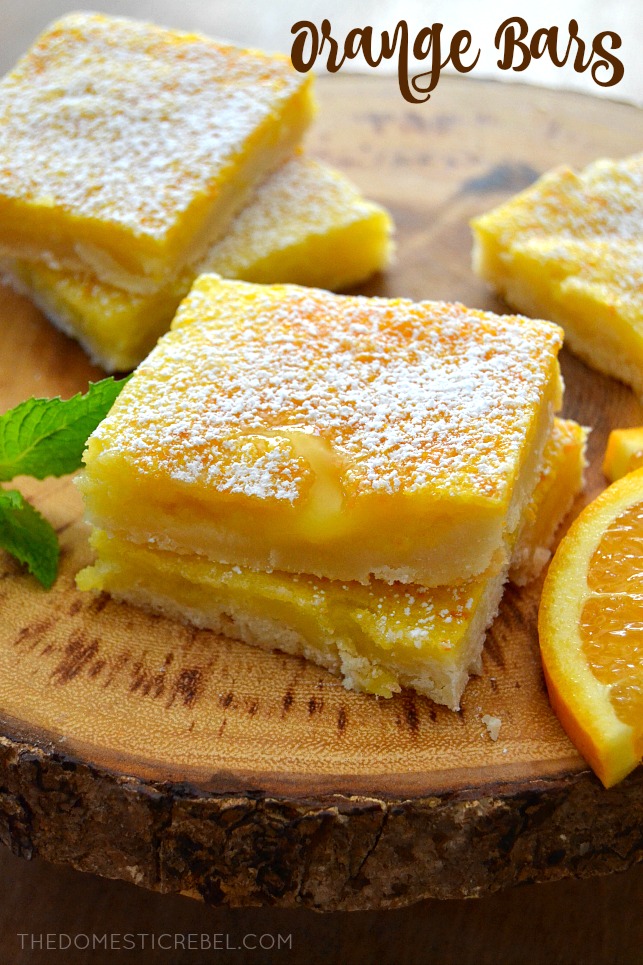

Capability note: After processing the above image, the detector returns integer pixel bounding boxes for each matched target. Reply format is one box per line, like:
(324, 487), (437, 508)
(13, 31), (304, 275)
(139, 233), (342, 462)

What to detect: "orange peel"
(539, 468), (643, 787)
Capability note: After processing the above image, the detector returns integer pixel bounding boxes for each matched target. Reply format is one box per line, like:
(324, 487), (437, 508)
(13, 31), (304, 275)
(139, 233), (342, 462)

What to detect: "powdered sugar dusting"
(90, 279), (562, 505)
(199, 157), (387, 276)
(479, 154), (643, 310)
(0, 13), (304, 238)
(335, 574), (479, 653)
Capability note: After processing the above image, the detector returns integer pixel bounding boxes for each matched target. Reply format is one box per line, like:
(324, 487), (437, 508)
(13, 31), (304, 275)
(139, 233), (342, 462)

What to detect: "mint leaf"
(0, 488), (59, 588)
(0, 376), (129, 481)
(0, 376), (130, 588)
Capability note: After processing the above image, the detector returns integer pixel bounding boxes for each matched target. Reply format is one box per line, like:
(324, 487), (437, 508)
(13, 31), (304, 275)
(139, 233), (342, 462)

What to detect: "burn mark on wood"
(51, 633), (100, 684)
(129, 660), (146, 694)
(129, 662), (150, 696)
(90, 592), (110, 614)
(128, 651), (176, 700)
(0, 560), (16, 580)
(180, 625), (200, 654)
(167, 667), (202, 709)
(87, 659), (106, 679)
(151, 670), (167, 700)
(14, 618), (54, 651)
(54, 520), (74, 536)
(157, 655), (174, 696)
(102, 652), (130, 689)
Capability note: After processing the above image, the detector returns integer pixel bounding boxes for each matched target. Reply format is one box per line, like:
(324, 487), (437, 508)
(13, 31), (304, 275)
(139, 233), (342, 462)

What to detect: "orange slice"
(539, 468), (643, 787)
(603, 427), (643, 482)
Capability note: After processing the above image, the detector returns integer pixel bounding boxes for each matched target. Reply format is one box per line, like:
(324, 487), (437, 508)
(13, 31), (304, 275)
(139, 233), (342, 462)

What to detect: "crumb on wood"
(481, 713), (502, 741)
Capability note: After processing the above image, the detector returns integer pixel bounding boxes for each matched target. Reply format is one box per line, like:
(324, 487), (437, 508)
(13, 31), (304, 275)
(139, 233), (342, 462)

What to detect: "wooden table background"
(0, 62), (642, 963)
(1, 848), (642, 965)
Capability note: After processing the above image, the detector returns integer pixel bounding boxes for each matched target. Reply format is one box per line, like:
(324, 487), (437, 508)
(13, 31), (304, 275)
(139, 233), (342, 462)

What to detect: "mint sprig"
(0, 377), (128, 481)
(0, 489), (59, 588)
(0, 377), (129, 587)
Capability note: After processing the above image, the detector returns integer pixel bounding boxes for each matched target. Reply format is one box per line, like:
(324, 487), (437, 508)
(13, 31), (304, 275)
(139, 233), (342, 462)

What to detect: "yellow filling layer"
(79, 278), (563, 587)
(78, 418), (585, 707)
(472, 155), (643, 396)
(78, 529), (494, 704)
(1, 158), (392, 371)
(510, 418), (587, 585)
(0, 13), (315, 288)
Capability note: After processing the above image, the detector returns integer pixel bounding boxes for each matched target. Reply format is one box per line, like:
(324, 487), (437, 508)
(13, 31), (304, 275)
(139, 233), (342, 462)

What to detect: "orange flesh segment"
(581, 500), (643, 746)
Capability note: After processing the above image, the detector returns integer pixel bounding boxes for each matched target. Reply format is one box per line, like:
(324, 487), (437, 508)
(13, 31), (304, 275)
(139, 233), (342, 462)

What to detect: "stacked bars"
(0, 13), (392, 371)
(80, 415), (586, 706)
(78, 277), (578, 708)
(1, 157), (392, 371)
(472, 154), (643, 397)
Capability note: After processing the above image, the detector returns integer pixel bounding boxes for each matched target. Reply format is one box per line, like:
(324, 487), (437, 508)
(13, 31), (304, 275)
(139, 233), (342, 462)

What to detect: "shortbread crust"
(78, 419), (586, 708)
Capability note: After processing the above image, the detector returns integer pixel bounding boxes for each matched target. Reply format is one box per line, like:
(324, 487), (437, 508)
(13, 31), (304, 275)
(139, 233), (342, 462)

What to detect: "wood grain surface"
(0, 75), (642, 912)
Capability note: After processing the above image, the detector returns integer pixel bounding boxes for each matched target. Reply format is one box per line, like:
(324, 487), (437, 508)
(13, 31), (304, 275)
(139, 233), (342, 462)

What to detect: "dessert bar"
(0, 13), (315, 292)
(78, 418), (586, 708)
(79, 276), (563, 588)
(1, 158), (392, 371)
(472, 154), (643, 396)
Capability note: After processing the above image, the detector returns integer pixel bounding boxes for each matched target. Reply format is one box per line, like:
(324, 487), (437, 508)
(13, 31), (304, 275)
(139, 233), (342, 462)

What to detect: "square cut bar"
(0, 13), (315, 293)
(0, 157), (393, 371)
(472, 154), (643, 396)
(79, 276), (563, 587)
(78, 419), (586, 709)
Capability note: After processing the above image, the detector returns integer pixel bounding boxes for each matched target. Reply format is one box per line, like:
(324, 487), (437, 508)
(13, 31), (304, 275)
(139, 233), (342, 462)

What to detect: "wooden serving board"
(1, 75), (642, 913)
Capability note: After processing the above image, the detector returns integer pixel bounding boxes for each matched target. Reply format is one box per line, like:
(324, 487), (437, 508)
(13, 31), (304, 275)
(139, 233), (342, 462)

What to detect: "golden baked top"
(89, 275), (562, 507)
(0, 13), (312, 284)
(472, 154), (643, 310)
(0, 156), (392, 371)
(198, 155), (392, 278)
